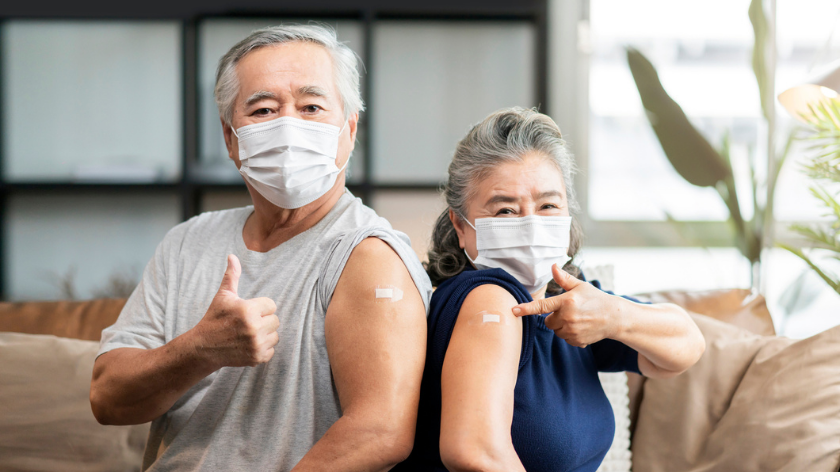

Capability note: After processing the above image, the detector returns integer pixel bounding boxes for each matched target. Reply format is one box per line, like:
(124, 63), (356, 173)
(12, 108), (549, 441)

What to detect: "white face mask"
(462, 214), (573, 293)
(234, 116), (349, 209)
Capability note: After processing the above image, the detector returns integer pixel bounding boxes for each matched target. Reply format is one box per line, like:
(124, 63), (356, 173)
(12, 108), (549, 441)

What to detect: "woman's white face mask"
(462, 214), (573, 293)
(234, 116), (348, 209)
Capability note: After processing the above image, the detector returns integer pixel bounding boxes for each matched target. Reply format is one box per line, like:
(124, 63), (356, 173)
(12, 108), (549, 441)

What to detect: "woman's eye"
(303, 105), (322, 113)
(496, 208), (515, 216)
(253, 108), (272, 116)
(541, 204), (559, 210)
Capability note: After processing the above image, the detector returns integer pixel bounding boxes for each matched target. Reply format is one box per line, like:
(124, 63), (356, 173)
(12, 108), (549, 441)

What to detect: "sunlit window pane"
(372, 21), (536, 183)
(2, 21), (182, 182)
(763, 248), (840, 338)
(577, 247), (752, 295)
(589, 0), (756, 221)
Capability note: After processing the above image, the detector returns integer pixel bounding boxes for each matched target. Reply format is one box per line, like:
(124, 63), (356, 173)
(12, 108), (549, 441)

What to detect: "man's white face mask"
(234, 116), (349, 209)
(462, 214), (573, 293)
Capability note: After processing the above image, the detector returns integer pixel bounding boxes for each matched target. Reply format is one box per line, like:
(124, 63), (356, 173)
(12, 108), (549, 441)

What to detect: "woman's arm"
(513, 264), (705, 379)
(440, 284), (526, 472)
(609, 298), (704, 378)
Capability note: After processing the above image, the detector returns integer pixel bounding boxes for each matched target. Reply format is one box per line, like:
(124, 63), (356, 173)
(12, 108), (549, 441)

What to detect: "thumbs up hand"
(512, 264), (622, 348)
(193, 254), (280, 368)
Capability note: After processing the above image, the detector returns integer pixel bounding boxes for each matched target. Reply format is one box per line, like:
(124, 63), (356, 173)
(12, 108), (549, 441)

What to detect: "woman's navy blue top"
(394, 267), (642, 472)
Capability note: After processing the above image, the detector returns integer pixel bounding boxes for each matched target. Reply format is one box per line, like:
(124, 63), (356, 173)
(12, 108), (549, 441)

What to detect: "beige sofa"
(0, 291), (838, 472)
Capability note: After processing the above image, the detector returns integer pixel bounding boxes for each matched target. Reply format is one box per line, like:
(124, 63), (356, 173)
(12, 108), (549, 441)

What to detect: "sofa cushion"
(0, 332), (148, 472)
(641, 288), (775, 336)
(627, 288), (774, 435)
(0, 299), (126, 341)
(631, 313), (840, 472)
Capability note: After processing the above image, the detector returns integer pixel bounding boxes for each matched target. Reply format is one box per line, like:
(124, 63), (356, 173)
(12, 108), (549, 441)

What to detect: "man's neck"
(242, 180), (345, 253)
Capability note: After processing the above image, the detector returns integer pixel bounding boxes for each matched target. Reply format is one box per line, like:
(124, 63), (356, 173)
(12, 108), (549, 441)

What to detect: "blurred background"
(1, 0), (838, 337)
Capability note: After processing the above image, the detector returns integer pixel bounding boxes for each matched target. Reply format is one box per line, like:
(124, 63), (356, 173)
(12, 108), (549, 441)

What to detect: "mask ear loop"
(458, 212), (477, 231)
(335, 119), (351, 173)
(457, 212), (480, 264)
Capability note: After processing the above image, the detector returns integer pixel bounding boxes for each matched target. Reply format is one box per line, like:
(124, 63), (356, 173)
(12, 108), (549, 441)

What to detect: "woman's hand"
(512, 264), (623, 348)
(514, 263), (706, 378)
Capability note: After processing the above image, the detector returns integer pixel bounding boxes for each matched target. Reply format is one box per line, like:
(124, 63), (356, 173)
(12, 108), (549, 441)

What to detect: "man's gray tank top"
(98, 191), (433, 471)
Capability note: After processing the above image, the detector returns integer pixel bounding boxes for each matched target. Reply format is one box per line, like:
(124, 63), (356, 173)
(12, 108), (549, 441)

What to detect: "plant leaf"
(749, 0), (773, 123)
(776, 269), (822, 318)
(778, 243), (840, 295)
(626, 47), (732, 187)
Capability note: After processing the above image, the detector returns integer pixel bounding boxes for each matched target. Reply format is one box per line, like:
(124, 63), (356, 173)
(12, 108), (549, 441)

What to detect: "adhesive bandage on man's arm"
(374, 285), (404, 303)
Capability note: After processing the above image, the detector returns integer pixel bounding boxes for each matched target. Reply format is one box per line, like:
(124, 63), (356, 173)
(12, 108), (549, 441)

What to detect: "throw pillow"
(632, 313), (840, 472)
(0, 332), (148, 472)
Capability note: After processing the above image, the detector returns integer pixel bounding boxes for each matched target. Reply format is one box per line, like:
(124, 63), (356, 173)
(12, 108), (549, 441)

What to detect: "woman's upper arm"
(439, 283), (525, 471)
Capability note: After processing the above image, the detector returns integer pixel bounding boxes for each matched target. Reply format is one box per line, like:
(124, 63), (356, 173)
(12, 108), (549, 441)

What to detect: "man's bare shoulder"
(342, 237), (409, 279)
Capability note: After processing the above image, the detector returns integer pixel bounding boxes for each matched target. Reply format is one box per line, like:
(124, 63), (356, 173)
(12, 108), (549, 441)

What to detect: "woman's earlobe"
(449, 209), (467, 249)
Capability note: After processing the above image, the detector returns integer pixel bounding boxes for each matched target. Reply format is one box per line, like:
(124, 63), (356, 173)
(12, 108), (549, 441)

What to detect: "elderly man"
(90, 25), (432, 471)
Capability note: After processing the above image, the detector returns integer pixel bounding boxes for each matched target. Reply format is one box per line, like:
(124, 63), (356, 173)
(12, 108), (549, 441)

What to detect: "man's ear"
(346, 112), (359, 154)
(348, 112), (359, 141)
(221, 117), (235, 161)
(449, 209), (467, 249)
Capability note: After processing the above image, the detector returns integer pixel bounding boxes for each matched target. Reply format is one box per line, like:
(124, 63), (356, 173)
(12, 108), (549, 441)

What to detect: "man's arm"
(90, 255), (279, 425)
(292, 237), (427, 471)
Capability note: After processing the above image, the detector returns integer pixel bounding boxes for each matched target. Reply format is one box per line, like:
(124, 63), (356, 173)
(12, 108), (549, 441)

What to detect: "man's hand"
(91, 254), (280, 425)
(512, 264), (621, 348)
(193, 254), (280, 368)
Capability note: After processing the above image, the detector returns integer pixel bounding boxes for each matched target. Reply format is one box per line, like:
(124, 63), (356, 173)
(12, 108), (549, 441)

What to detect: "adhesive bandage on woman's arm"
(375, 285), (404, 303)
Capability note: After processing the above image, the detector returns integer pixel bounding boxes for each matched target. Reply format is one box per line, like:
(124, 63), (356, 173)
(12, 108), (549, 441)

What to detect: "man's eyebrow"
(244, 90), (276, 107)
(297, 85), (330, 98)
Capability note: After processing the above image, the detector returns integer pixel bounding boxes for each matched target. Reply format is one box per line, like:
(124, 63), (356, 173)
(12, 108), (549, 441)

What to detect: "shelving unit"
(0, 0), (548, 300)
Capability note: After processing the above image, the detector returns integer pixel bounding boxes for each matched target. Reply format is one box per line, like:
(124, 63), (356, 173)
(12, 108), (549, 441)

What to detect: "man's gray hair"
(214, 24), (365, 125)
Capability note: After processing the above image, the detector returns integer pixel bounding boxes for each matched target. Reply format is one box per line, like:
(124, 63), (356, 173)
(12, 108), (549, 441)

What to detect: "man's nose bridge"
(277, 102), (301, 118)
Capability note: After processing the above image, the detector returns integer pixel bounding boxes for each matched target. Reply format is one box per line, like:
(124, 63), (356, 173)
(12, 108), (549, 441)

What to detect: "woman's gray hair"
(214, 24), (365, 125)
(426, 107), (584, 287)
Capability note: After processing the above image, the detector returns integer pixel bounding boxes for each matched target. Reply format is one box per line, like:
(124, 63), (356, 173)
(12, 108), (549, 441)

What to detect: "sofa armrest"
(0, 298), (126, 341)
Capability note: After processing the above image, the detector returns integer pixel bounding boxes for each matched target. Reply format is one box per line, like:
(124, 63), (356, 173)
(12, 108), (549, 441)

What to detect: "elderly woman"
(396, 108), (705, 472)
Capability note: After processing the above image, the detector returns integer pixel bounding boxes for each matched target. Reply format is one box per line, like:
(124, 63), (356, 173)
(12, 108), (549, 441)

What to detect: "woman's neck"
(530, 285), (547, 300)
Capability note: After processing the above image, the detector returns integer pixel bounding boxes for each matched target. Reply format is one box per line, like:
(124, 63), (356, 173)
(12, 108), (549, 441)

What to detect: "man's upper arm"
(324, 237), (427, 424)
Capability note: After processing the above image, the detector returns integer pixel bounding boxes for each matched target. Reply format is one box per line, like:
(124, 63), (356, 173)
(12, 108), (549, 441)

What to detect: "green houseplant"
(625, 0), (791, 290)
(778, 98), (840, 295)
